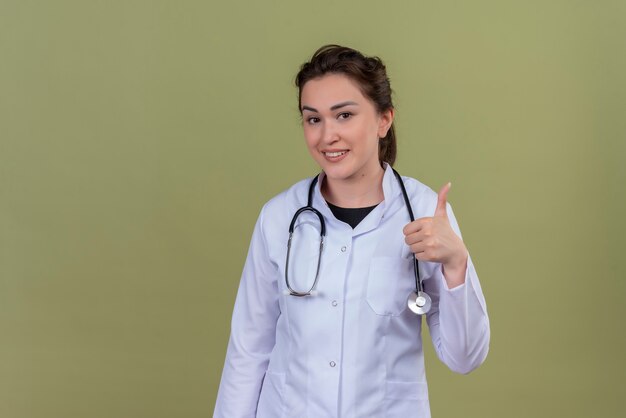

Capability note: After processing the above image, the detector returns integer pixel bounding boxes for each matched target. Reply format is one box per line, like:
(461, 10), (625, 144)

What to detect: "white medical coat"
(214, 164), (490, 418)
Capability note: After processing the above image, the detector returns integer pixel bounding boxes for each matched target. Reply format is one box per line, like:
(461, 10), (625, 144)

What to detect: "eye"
(337, 112), (352, 120)
(306, 116), (321, 125)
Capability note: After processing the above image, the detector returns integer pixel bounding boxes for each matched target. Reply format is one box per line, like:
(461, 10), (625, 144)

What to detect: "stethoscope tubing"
(284, 169), (430, 314)
(392, 169), (423, 295)
(285, 176), (325, 297)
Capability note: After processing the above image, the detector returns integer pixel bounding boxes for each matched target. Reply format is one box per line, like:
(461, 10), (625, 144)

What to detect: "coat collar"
(310, 163), (403, 235)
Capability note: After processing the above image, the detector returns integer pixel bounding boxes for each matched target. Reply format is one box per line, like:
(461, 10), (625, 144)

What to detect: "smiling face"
(300, 73), (394, 183)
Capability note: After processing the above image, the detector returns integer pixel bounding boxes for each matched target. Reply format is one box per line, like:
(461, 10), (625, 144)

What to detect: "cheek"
(302, 126), (318, 147)
(355, 125), (379, 151)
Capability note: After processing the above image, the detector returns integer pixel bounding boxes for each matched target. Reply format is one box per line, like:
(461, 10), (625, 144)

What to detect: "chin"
(321, 164), (357, 181)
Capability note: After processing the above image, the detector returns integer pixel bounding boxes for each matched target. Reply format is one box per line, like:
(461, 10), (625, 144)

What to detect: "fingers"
(404, 217), (444, 262)
(435, 182), (451, 218)
(408, 237), (449, 262)
(402, 184), (456, 264)
(404, 227), (430, 245)
(402, 217), (432, 236)
(407, 241), (436, 261)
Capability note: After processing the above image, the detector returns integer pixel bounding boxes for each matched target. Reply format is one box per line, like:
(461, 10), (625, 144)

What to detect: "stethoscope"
(284, 168), (432, 315)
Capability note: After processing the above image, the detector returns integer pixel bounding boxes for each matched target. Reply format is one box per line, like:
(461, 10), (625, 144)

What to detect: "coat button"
(329, 361), (336, 367)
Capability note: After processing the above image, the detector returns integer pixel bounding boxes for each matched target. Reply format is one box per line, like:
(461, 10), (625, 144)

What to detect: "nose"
(321, 121), (340, 144)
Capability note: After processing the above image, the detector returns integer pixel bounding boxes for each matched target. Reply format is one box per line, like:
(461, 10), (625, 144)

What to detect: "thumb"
(435, 182), (451, 217)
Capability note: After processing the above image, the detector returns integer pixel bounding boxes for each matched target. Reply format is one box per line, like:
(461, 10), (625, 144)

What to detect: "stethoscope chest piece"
(408, 291), (432, 315)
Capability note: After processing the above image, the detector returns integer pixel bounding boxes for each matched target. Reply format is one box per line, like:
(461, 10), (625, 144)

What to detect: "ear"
(377, 108), (395, 138)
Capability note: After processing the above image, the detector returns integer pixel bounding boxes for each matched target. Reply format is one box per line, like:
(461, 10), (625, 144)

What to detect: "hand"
(402, 182), (468, 287)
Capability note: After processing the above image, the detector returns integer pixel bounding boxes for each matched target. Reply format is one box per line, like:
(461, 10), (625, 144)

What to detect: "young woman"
(214, 45), (490, 418)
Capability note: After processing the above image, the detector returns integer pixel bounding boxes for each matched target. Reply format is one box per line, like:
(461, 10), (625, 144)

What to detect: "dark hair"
(295, 44), (397, 166)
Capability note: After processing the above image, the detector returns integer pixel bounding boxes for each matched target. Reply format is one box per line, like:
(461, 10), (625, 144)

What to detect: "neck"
(322, 164), (385, 208)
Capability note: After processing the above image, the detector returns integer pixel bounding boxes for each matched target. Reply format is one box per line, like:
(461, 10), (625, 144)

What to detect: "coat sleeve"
(213, 205), (281, 418)
(424, 202), (490, 374)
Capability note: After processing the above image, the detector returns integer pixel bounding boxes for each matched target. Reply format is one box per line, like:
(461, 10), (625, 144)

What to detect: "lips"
(322, 150), (349, 162)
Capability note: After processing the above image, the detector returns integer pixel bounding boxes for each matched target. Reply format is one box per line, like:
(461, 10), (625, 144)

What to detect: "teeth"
(325, 151), (347, 157)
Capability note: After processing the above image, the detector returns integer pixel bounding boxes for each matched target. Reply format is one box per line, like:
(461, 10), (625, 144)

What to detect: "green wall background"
(1, 1), (624, 417)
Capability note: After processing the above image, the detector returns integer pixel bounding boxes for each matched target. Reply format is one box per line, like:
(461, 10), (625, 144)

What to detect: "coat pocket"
(385, 380), (430, 418)
(256, 370), (286, 418)
(366, 256), (415, 316)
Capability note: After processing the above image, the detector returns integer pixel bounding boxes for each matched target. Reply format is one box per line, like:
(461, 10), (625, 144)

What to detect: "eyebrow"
(301, 101), (359, 113)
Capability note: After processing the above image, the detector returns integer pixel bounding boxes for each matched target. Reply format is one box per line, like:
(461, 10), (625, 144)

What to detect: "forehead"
(300, 74), (369, 108)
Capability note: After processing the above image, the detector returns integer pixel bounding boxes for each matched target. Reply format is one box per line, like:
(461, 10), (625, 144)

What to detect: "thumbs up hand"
(402, 182), (468, 288)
